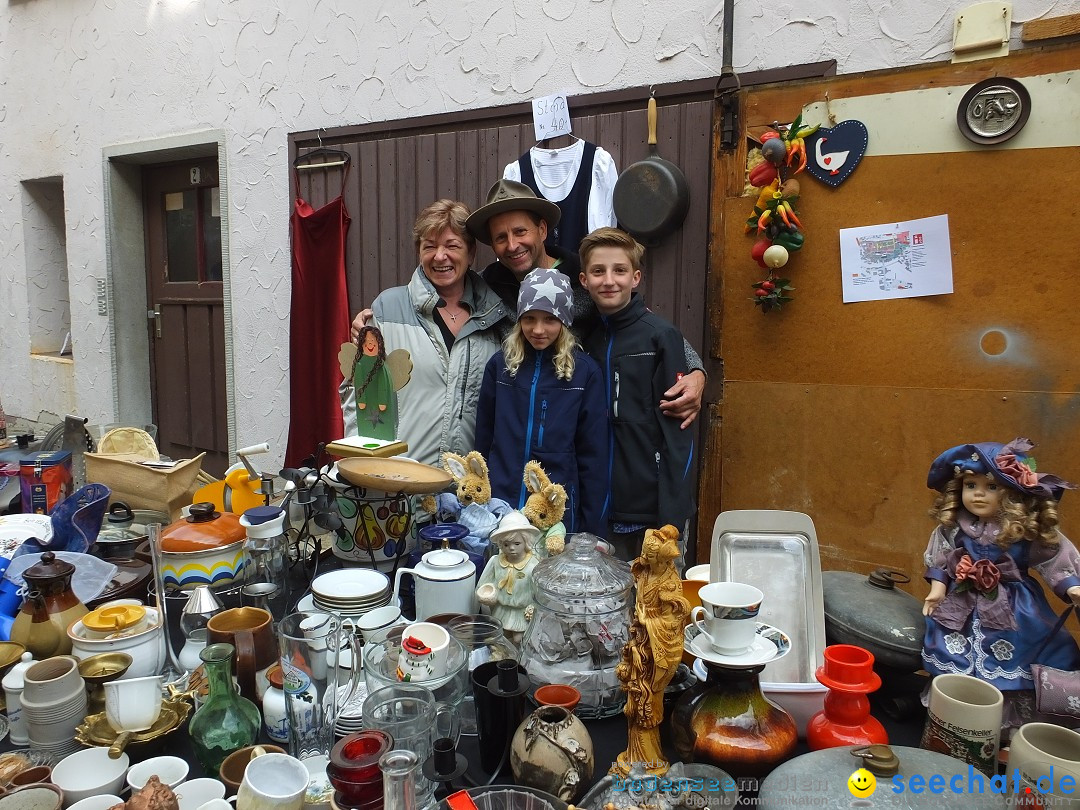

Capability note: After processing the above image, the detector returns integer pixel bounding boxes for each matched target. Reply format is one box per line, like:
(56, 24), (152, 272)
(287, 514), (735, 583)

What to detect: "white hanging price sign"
(532, 93), (572, 141)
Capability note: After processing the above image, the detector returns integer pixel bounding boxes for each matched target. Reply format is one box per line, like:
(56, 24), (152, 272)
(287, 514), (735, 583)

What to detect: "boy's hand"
(350, 309), (373, 341)
(660, 370), (704, 429)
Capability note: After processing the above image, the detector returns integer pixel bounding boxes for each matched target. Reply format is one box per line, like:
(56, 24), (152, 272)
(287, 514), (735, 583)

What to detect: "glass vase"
(188, 642), (262, 772)
(380, 750), (419, 810)
(669, 662), (797, 778)
(448, 614), (518, 735)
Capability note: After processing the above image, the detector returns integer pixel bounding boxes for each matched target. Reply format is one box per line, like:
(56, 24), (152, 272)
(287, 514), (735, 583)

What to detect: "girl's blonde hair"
(502, 320), (577, 380)
(930, 472), (1061, 548)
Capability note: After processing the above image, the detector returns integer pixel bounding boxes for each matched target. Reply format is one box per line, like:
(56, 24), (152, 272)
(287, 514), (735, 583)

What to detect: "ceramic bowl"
(0, 642), (26, 677)
(8, 767), (52, 788)
(67, 796), (123, 810)
(685, 564), (710, 582)
(126, 756), (188, 791)
(218, 745), (286, 796)
(174, 778), (226, 810)
(534, 684), (581, 712)
(21, 658), (83, 705)
(0, 784), (64, 810)
(68, 607), (166, 679)
(51, 748), (129, 805)
(160, 538), (247, 590)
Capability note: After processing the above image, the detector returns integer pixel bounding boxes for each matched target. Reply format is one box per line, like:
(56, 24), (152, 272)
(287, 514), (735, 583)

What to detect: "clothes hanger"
(294, 132), (351, 170)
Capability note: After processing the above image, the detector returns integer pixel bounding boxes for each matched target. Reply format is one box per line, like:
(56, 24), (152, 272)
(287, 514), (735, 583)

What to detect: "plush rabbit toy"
(521, 460), (568, 558)
(427, 451), (510, 555)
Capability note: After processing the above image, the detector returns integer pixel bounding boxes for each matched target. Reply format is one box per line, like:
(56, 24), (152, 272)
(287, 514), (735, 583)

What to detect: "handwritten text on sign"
(532, 93), (572, 141)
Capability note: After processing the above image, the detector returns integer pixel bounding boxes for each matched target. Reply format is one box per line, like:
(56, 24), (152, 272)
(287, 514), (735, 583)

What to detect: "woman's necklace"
(440, 302), (468, 324)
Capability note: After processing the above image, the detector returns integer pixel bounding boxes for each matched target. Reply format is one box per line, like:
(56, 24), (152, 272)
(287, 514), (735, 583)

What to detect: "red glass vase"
(806, 644), (887, 750)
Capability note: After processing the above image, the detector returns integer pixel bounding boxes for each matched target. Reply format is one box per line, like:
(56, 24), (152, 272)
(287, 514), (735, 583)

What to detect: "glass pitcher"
(278, 610), (364, 803)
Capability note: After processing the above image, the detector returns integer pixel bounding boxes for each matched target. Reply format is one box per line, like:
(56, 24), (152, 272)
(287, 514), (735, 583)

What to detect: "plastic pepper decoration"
(744, 114), (818, 313)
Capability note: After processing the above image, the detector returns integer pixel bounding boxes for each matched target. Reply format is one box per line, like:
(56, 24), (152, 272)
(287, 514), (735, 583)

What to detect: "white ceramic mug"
(175, 778), (227, 810)
(398, 622), (450, 680)
(127, 755), (190, 791)
(104, 674), (164, 732)
(690, 581), (763, 654)
(1007, 723), (1080, 804)
(236, 752), (309, 810)
(355, 606), (406, 646)
(920, 673), (1003, 776)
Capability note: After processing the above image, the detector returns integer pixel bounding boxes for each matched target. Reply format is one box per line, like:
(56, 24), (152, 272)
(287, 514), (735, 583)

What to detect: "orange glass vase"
(806, 644), (888, 750)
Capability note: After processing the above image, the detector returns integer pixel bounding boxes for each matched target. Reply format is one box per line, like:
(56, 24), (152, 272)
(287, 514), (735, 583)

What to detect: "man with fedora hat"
(465, 178), (705, 428)
(465, 178), (583, 311)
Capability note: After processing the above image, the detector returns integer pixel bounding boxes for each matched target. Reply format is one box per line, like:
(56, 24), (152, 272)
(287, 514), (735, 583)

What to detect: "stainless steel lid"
(822, 570), (925, 665)
(758, 745), (1008, 809)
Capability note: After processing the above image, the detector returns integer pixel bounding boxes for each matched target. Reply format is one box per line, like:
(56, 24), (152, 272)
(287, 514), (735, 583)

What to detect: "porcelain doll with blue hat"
(921, 437), (1080, 732)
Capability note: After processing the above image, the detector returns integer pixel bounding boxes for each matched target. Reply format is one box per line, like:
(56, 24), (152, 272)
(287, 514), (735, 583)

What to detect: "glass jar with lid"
(518, 533), (633, 719)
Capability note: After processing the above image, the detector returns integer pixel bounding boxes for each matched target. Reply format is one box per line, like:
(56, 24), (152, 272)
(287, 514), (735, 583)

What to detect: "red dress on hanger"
(285, 167), (351, 467)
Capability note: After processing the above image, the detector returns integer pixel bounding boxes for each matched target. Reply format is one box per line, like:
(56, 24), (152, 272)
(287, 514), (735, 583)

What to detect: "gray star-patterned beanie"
(516, 268), (574, 327)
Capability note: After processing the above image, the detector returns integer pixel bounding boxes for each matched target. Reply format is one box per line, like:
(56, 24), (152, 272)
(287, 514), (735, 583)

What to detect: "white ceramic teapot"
(393, 547), (476, 621)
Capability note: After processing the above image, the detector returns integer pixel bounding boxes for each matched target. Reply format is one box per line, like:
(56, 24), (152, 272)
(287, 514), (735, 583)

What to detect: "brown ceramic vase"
(669, 662), (797, 778)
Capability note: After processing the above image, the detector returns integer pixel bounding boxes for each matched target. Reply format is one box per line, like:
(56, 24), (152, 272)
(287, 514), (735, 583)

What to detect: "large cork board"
(702, 48), (1080, 615)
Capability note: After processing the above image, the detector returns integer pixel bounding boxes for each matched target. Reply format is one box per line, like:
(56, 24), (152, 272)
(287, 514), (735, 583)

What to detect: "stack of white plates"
(309, 569), (393, 617)
(333, 681), (368, 738)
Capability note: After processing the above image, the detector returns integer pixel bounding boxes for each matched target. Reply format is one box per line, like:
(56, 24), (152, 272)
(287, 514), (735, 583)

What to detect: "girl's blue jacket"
(474, 346), (609, 535)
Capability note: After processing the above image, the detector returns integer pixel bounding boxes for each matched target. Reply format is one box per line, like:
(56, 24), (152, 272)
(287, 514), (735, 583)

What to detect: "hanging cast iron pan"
(612, 96), (690, 246)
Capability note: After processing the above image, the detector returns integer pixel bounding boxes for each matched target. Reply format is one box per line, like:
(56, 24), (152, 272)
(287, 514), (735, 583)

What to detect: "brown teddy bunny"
(521, 460), (568, 557)
(419, 450), (492, 516)
(420, 452), (510, 542)
(443, 451), (492, 506)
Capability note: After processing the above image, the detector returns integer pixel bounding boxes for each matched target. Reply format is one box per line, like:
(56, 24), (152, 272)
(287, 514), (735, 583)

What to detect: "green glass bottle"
(189, 642), (262, 772)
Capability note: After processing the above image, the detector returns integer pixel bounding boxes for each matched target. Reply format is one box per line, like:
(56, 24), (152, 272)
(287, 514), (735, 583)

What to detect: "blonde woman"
(474, 268), (608, 535)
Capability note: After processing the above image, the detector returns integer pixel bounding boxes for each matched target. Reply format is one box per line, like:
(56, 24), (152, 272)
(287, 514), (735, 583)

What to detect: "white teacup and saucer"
(684, 622), (791, 668)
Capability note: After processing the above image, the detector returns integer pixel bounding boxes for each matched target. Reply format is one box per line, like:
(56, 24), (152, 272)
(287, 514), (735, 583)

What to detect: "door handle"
(147, 306), (161, 339)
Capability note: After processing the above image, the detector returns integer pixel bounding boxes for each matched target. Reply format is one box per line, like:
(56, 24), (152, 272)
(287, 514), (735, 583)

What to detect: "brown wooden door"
(143, 160), (228, 477)
(703, 46), (1080, 580)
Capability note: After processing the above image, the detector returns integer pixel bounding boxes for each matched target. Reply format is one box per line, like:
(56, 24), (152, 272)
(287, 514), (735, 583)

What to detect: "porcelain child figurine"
(614, 525), (690, 776)
(922, 438), (1080, 731)
(476, 510), (540, 642)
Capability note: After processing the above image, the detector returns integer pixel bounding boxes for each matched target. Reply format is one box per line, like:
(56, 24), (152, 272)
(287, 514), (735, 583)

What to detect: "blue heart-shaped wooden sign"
(803, 120), (868, 188)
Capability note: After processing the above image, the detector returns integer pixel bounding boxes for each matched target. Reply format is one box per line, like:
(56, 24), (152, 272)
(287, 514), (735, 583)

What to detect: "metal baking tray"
(709, 510), (825, 684)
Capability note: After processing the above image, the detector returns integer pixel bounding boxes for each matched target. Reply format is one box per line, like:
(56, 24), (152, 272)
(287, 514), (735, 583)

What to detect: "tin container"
(710, 510), (826, 684)
(19, 451), (73, 515)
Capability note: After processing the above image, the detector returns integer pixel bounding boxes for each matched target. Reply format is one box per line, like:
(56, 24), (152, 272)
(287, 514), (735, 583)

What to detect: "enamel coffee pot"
(392, 547), (476, 621)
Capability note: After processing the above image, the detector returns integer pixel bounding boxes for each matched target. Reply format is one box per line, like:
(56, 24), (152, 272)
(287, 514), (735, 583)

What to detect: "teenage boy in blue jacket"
(577, 228), (694, 560)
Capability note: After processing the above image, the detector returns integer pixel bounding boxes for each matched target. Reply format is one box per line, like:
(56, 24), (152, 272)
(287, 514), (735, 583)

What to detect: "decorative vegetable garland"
(744, 114), (818, 313)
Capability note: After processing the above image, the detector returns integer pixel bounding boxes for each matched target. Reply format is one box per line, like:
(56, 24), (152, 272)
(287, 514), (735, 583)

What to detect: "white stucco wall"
(0, 0), (1076, 466)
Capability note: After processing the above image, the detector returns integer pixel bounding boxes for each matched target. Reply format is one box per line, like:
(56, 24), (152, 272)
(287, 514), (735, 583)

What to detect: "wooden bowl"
(335, 457), (452, 495)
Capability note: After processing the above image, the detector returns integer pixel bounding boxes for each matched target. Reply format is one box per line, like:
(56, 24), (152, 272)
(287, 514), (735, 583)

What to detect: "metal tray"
(710, 510), (825, 684)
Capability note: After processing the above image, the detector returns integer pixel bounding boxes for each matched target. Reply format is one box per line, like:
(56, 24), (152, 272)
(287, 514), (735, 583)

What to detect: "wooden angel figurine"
(338, 326), (411, 441)
(922, 438), (1080, 732)
(476, 510), (540, 642)
(613, 524), (690, 777)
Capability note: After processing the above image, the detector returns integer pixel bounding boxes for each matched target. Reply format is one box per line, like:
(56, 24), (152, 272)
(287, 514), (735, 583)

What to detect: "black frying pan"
(612, 96), (690, 245)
